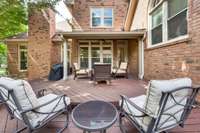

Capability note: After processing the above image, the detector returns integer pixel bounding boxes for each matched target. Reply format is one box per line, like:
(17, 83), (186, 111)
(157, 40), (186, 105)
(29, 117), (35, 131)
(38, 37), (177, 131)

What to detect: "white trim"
(90, 7), (114, 28)
(18, 44), (28, 72)
(148, 35), (189, 48)
(138, 39), (144, 79)
(162, 1), (168, 42)
(63, 40), (68, 80)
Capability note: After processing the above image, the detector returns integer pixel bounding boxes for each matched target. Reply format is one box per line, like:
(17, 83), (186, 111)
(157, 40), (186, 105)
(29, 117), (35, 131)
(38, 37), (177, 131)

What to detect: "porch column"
(138, 38), (144, 79)
(63, 39), (68, 80)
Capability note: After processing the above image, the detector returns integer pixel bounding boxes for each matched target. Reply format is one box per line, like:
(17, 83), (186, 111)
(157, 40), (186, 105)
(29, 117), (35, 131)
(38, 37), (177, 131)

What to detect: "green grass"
(0, 68), (6, 76)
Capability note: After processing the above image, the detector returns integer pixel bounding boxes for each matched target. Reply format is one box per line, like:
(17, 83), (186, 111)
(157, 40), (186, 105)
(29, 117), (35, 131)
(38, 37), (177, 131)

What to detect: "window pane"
(92, 8), (101, 17)
(152, 6), (162, 28)
(80, 47), (89, 68)
(168, 0), (187, 18)
(92, 18), (101, 27)
(91, 47), (100, 58)
(151, 25), (162, 45)
(168, 10), (187, 40)
(20, 46), (27, 70)
(104, 8), (112, 17)
(80, 58), (89, 68)
(92, 58), (100, 68)
(103, 47), (112, 64)
(80, 47), (88, 57)
(104, 18), (112, 26)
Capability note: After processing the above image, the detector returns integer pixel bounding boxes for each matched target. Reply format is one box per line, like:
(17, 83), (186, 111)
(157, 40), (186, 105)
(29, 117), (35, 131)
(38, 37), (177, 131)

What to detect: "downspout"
(138, 32), (146, 80)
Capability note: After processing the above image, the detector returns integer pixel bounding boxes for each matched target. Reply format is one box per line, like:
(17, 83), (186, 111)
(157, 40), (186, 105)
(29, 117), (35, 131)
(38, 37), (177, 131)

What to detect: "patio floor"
(30, 76), (148, 105)
(0, 105), (200, 133)
(0, 77), (200, 132)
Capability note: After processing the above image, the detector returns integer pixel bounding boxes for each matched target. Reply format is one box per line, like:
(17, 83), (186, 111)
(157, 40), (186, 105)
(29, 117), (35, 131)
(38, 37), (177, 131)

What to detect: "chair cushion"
(120, 62), (128, 70)
(0, 77), (39, 120)
(120, 95), (148, 131)
(73, 63), (79, 70)
(143, 78), (192, 126)
(76, 69), (89, 74)
(30, 94), (70, 128)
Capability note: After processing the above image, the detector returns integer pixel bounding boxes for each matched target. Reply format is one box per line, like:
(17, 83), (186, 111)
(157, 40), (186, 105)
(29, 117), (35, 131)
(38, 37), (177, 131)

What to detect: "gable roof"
(5, 32), (28, 42)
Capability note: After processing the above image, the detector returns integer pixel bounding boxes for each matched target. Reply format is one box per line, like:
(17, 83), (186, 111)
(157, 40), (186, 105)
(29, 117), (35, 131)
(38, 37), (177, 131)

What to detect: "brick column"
(28, 9), (55, 80)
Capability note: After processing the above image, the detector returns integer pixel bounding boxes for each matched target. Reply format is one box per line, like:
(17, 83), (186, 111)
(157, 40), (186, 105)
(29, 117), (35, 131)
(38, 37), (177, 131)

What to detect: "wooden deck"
(0, 77), (200, 133)
(30, 76), (148, 105)
(0, 105), (200, 133)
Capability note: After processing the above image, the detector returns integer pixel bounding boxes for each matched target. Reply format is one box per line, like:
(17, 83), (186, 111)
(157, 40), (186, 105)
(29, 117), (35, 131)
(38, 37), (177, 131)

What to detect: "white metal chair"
(112, 62), (128, 78)
(0, 77), (70, 133)
(73, 63), (89, 80)
(119, 78), (200, 133)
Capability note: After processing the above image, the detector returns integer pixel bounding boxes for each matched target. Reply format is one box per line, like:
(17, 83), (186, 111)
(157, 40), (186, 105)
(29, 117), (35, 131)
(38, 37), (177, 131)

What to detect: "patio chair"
(73, 62), (89, 80)
(93, 63), (112, 84)
(0, 77), (70, 133)
(119, 78), (200, 133)
(112, 62), (128, 78)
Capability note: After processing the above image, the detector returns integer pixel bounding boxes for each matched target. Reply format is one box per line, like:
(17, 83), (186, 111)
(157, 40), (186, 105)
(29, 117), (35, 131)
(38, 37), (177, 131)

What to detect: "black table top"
(71, 100), (118, 131)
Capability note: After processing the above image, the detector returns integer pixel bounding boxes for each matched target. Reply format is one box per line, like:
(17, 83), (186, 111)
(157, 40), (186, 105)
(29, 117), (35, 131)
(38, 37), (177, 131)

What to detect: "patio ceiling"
(59, 31), (144, 39)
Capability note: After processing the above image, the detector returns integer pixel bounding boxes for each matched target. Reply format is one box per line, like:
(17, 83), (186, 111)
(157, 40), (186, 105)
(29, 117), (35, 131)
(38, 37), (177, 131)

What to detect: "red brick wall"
(128, 40), (138, 76)
(71, 0), (129, 31)
(7, 42), (27, 78)
(28, 9), (56, 79)
(144, 0), (200, 85)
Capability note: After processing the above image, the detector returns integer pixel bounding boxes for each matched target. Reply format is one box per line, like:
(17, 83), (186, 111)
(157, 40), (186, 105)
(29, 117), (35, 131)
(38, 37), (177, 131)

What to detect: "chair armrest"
(21, 94), (67, 114)
(120, 95), (148, 116)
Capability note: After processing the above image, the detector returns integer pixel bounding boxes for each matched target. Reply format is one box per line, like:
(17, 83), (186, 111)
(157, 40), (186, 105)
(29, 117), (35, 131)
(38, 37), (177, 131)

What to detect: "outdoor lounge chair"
(112, 62), (128, 78)
(119, 78), (200, 133)
(0, 77), (70, 133)
(93, 63), (112, 84)
(73, 62), (89, 80)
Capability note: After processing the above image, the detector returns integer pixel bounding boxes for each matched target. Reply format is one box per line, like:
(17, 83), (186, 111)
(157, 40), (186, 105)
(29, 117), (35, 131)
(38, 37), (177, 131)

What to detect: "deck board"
(0, 77), (200, 132)
(30, 77), (147, 105)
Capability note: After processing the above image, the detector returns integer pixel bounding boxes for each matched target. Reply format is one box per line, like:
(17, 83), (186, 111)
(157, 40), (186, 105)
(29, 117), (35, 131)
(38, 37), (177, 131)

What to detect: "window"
(91, 8), (113, 27)
(19, 45), (27, 71)
(79, 40), (113, 69)
(149, 0), (188, 46)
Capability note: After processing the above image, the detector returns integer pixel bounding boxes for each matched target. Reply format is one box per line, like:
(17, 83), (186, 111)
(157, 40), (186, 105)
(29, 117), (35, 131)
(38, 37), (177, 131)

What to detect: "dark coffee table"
(71, 100), (118, 133)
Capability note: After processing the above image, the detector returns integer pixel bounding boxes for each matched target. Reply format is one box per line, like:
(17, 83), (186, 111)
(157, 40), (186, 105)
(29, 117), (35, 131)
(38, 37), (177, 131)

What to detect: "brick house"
(4, 0), (200, 85)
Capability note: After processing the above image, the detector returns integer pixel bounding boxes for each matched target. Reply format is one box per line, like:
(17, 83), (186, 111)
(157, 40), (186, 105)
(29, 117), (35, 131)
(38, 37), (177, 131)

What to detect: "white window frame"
(78, 40), (113, 70)
(148, 0), (188, 48)
(18, 44), (28, 71)
(90, 7), (113, 28)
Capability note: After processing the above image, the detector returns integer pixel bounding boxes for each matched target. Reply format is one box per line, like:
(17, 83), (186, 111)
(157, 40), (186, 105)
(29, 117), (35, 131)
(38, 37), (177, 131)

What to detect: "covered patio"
(59, 31), (145, 80)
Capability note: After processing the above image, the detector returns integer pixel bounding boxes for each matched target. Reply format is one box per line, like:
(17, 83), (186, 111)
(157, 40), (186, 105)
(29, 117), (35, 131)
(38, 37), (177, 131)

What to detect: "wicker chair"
(112, 62), (128, 78)
(73, 63), (89, 80)
(93, 63), (112, 84)
(0, 77), (70, 133)
(119, 78), (200, 133)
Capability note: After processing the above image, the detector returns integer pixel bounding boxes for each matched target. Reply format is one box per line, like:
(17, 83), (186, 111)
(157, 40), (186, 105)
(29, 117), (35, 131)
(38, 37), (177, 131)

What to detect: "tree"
(0, 0), (62, 68)
(0, 0), (27, 39)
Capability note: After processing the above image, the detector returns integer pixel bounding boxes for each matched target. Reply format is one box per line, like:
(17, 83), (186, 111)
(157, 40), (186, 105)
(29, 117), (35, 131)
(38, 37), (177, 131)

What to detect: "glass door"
(117, 40), (128, 66)
(91, 47), (101, 68)
(80, 46), (89, 69)
(102, 47), (112, 64)
(79, 40), (113, 69)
